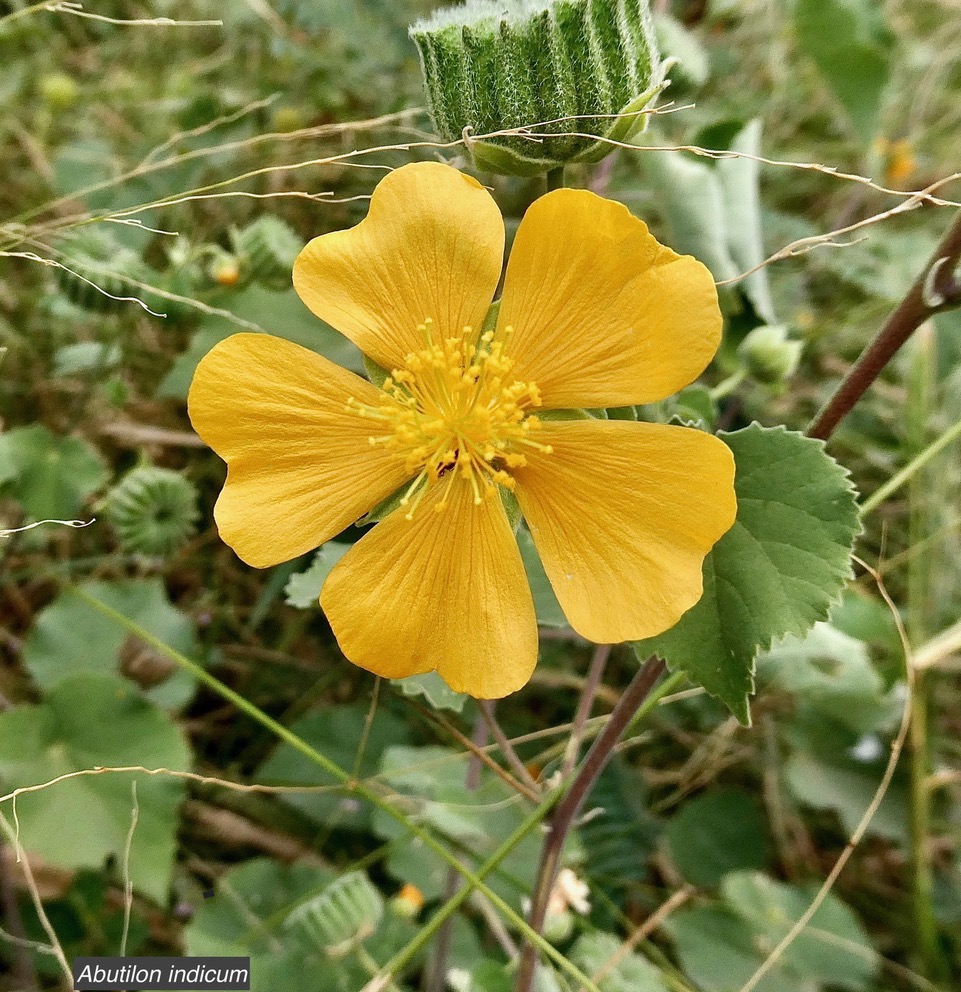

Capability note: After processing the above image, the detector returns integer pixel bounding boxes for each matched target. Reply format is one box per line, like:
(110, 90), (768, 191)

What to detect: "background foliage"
(1, 0), (960, 990)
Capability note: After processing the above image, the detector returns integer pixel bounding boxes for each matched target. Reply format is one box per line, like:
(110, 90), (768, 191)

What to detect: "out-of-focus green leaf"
(759, 622), (898, 733)
(183, 858), (346, 990)
(634, 424), (861, 724)
(23, 579), (198, 709)
(517, 527), (567, 628)
(284, 542), (350, 608)
(0, 425), (107, 521)
(654, 14), (709, 88)
(784, 750), (908, 843)
(158, 286), (361, 398)
(722, 872), (878, 989)
(717, 119), (777, 324)
(643, 150), (741, 284)
(569, 932), (668, 992)
(0, 675), (189, 901)
(665, 788), (770, 888)
(794, 0), (893, 142)
(393, 671), (468, 712)
(52, 341), (121, 377)
(667, 871), (878, 991)
(370, 746), (569, 905)
(257, 705), (410, 830)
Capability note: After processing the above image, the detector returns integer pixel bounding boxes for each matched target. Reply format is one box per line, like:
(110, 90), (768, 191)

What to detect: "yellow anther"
(349, 318), (550, 517)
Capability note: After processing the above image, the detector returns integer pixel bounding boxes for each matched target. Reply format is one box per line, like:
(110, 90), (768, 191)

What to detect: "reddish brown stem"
(808, 209), (961, 441)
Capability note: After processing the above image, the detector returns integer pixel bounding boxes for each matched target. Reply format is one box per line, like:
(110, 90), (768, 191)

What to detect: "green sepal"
(363, 354), (390, 388)
(539, 408), (594, 421)
(500, 486), (522, 532)
(356, 483), (408, 526)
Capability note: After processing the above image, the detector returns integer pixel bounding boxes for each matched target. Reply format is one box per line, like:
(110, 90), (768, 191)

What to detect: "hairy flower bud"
(410, 0), (668, 176)
(739, 325), (803, 385)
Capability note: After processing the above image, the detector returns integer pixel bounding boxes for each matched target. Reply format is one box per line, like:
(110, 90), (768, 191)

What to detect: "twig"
(479, 702), (541, 794)
(515, 656), (666, 992)
(414, 704), (541, 803)
(0, 814), (72, 987)
(119, 781), (138, 957)
(561, 644), (611, 779)
(0, 836), (37, 990)
(808, 209), (961, 440)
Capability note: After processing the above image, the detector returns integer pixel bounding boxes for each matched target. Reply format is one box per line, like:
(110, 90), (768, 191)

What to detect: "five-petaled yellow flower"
(188, 162), (737, 699)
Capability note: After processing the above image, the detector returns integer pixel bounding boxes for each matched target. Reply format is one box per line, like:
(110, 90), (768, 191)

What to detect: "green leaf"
(667, 905), (809, 992)
(722, 872), (879, 990)
(581, 759), (659, 894)
(392, 671), (468, 712)
(52, 341), (121, 377)
(283, 542), (350, 608)
(665, 789), (770, 888)
(759, 622), (897, 734)
(517, 527), (567, 628)
(784, 750), (908, 844)
(257, 705), (410, 830)
(667, 871), (878, 992)
(23, 579), (198, 709)
(642, 150), (741, 284)
(0, 674), (190, 901)
(182, 858), (350, 990)
(634, 424), (861, 725)
(157, 286), (362, 399)
(794, 0), (892, 142)
(716, 119), (777, 324)
(370, 746), (564, 905)
(569, 932), (668, 992)
(653, 14), (709, 88)
(0, 425), (107, 520)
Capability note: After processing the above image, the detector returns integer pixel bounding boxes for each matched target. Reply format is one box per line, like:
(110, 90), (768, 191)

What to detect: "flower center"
(348, 318), (551, 518)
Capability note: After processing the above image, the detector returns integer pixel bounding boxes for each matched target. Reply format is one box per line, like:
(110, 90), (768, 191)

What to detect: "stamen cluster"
(348, 319), (551, 517)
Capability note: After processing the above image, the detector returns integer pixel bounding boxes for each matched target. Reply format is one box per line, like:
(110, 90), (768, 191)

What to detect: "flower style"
(187, 162), (737, 698)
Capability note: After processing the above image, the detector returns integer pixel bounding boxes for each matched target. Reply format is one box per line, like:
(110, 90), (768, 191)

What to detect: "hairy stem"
(515, 655), (666, 992)
(807, 209), (961, 440)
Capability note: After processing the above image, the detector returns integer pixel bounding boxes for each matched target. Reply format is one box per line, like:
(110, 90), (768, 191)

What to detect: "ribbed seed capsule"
(54, 233), (154, 314)
(232, 216), (304, 288)
(410, 0), (667, 175)
(104, 465), (199, 557)
(284, 872), (384, 957)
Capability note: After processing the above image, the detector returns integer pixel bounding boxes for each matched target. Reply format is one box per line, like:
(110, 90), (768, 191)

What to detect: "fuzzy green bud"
(739, 325), (803, 385)
(410, 0), (668, 176)
(40, 73), (80, 110)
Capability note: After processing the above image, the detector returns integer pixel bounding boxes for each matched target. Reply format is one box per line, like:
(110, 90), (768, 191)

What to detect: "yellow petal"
(187, 333), (412, 568)
(498, 188), (722, 409)
(513, 420), (736, 642)
(293, 162), (505, 373)
(321, 480), (538, 699)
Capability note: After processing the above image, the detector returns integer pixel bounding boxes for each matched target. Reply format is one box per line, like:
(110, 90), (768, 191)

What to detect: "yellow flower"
(187, 162), (736, 699)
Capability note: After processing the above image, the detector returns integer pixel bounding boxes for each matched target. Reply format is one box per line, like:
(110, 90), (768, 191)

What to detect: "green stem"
(546, 166), (565, 191)
(859, 415), (961, 518)
(75, 588), (601, 992)
(904, 336), (949, 983)
(709, 368), (747, 402)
